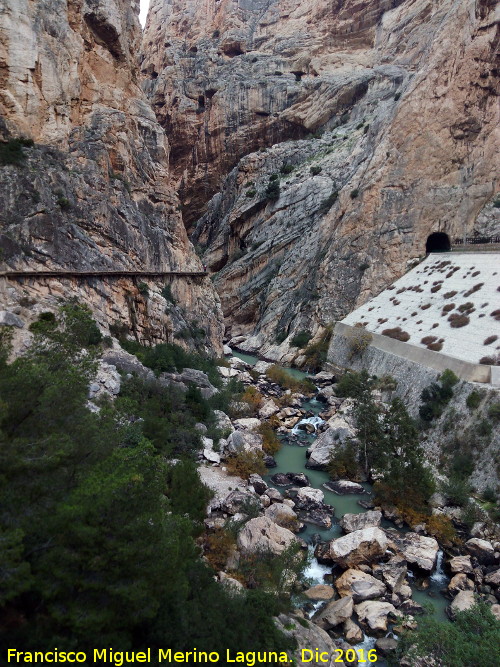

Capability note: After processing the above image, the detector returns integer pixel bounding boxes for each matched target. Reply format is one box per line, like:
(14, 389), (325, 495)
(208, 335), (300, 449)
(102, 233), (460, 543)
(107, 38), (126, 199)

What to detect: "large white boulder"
(390, 532), (439, 571)
(355, 601), (401, 632)
(329, 528), (388, 568)
(313, 595), (354, 629)
(306, 416), (355, 469)
(340, 510), (382, 533)
(335, 569), (386, 602)
(296, 486), (324, 504)
(237, 516), (298, 555)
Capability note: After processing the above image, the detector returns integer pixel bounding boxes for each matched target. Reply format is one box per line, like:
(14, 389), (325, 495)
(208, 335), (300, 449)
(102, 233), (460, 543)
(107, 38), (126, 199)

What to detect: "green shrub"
(161, 284), (176, 304)
(275, 329), (288, 344)
(397, 602), (500, 667)
(310, 165), (322, 176)
(303, 326), (332, 372)
(265, 365), (315, 394)
(419, 369), (459, 422)
(442, 476), (471, 507)
(482, 486), (498, 504)
(466, 390), (482, 410)
(0, 137), (33, 166)
(245, 189), (257, 197)
(318, 190), (338, 214)
(290, 330), (312, 348)
(327, 442), (359, 480)
(137, 281), (149, 296)
(350, 189), (359, 199)
(476, 418), (492, 438)
(264, 179), (280, 201)
(226, 450), (266, 480)
(256, 422), (281, 455)
(336, 369), (372, 398)
(488, 403), (500, 421)
(280, 163), (294, 175)
(394, 92), (401, 101)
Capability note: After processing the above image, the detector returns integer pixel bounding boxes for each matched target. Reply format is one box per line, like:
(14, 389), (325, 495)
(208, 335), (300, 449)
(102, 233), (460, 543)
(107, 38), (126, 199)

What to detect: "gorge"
(0, 1), (499, 665)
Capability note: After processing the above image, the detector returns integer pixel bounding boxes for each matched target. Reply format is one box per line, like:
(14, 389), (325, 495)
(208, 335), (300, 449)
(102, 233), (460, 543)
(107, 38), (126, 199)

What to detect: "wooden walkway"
(0, 270), (207, 279)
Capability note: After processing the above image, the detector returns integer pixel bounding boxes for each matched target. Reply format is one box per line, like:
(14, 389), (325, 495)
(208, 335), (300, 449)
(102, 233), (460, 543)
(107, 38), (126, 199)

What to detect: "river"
(230, 349), (451, 632)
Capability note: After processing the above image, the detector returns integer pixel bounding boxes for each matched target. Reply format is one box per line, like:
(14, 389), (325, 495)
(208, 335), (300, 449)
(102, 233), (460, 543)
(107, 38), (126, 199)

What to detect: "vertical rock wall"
(0, 0), (223, 352)
(142, 0), (499, 360)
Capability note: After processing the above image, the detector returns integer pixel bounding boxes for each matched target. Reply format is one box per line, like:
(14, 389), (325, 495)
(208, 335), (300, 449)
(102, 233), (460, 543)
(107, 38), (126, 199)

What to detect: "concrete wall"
(328, 322), (493, 385)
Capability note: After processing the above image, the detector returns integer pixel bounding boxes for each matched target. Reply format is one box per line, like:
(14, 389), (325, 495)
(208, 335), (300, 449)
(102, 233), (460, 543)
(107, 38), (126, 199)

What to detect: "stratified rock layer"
(0, 0), (223, 351)
(142, 0), (499, 360)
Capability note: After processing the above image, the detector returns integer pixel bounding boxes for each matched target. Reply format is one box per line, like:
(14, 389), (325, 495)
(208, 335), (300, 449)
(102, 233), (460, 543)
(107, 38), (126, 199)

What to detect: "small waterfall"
(303, 545), (331, 584)
(291, 415), (324, 435)
(430, 549), (448, 586)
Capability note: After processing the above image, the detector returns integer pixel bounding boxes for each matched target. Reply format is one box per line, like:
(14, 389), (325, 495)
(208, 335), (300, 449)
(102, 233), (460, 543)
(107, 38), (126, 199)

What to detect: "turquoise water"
(230, 347), (451, 625)
(230, 349), (310, 380)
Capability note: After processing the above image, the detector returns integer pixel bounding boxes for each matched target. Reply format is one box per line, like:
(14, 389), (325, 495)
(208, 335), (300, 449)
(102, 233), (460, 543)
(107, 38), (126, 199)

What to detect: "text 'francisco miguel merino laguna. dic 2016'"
(7, 648), (305, 666)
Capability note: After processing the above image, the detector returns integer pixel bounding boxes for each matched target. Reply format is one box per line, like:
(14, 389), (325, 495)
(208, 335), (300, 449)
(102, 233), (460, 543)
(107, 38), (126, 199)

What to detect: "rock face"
(0, 0), (223, 352)
(141, 0), (499, 361)
(329, 527), (388, 568)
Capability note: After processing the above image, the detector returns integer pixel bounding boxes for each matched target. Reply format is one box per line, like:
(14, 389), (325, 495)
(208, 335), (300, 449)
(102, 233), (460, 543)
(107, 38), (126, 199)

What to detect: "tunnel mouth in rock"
(426, 232), (451, 253)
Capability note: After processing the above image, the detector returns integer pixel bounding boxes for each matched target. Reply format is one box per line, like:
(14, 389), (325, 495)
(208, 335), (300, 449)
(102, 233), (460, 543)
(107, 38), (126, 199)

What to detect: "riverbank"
(198, 349), (500, 665)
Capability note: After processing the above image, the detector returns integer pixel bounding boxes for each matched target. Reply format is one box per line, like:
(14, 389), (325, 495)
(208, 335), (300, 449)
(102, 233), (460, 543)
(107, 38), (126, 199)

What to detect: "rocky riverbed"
(197, 351), (500, 665)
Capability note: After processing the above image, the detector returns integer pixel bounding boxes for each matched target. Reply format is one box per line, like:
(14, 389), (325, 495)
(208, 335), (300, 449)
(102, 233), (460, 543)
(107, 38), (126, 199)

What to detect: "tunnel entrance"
(426, 232), (451, 253)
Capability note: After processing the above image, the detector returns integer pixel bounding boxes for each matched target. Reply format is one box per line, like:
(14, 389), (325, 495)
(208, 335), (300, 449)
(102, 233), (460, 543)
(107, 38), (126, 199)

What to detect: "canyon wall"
(0, 0), (223, 352)
(142, 0), (499, 362)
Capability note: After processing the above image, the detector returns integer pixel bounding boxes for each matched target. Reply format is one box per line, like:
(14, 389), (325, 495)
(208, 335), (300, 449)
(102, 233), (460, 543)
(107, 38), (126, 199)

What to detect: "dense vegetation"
(396, 602), (500, 667)
(330, 370), (437, 522)
(0, 306), (293, 658)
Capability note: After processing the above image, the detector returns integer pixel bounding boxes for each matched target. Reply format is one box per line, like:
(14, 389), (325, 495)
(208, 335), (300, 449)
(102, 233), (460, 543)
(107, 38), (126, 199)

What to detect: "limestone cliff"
(142, 0), (499, 362)
(0, 0), (223, 352)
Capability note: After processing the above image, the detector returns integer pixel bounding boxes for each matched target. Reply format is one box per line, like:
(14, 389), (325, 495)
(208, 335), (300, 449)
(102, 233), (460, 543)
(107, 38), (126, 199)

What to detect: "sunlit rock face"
(142, 0), (498, 361)
(0, 0), (223, 352)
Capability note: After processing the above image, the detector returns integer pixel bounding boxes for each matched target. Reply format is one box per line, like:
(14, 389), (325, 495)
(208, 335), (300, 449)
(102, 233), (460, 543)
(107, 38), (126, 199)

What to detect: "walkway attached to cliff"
(0, 269), (207, 279)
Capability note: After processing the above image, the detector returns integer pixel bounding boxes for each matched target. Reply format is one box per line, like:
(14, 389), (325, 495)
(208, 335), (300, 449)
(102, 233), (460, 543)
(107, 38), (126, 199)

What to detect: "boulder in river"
(324, 480), (365, 495)
(447, 589), (476, 619)
(355, 600), (401, 632)
(265, 503), (299, 530)
(448, 573), (475, 594)
(313, 595), (354, 629)
(306, 417), (356, 469)
(288, 472), (310, 486)
(303, 584), (335, 601)
(271, 473), (293, 486)
(465, 538), (495, 565)
(297, 487), (324, 504)
(264, 454), (277, 468)
(335, 569), (387, 602)
(314, 542), (334, 565)
(340, 510), (382, 533)
(329, 527), (388, 568)
(448, 555), (473, 574)
(248, 473), (267, 495)
(343, 618), (363, 644)
(389, 531), (439, 572)
(372, 555), (408, 594)
(237, 516), (299, 556)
